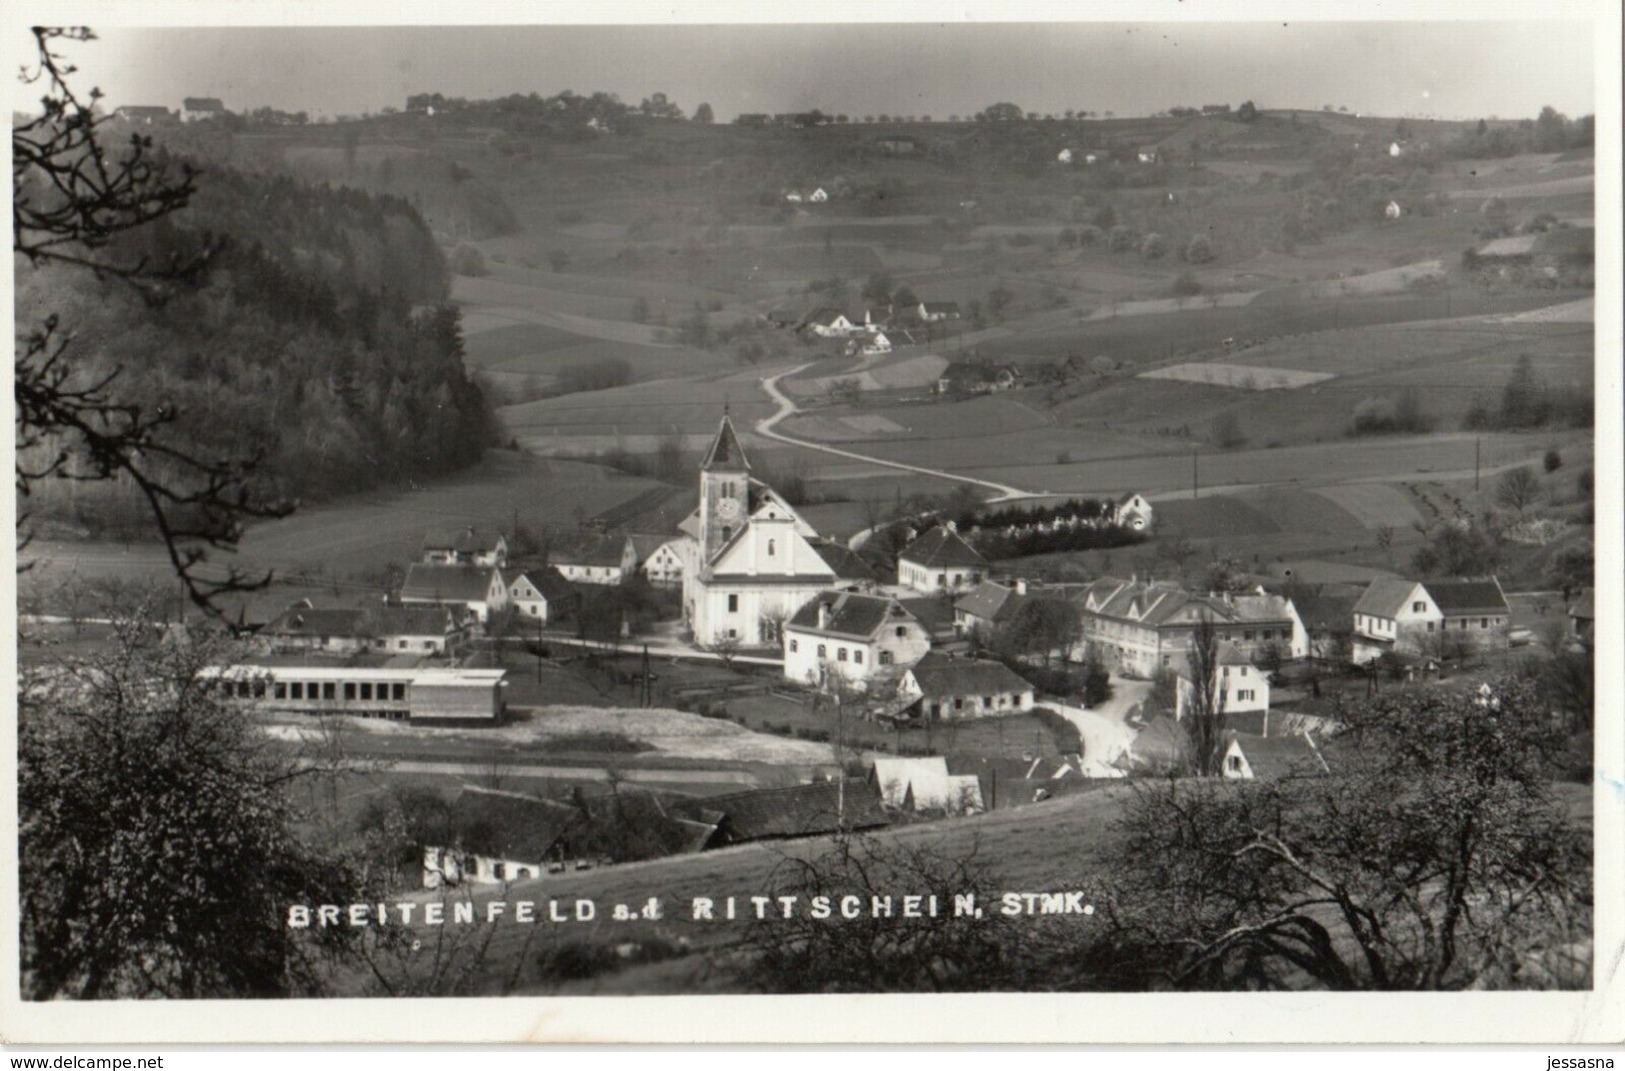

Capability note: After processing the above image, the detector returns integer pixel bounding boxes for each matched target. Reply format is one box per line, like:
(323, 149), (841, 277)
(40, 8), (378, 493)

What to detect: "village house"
(946, 754), (1096, 809)
(504, 566), (578, 626)
(1385, 200), (1403, 220)
(422, 786), (582, 887)
(256, 602), (472, 657)
(800, 307), (864, 338)
(1219, 730), (1330, 781)
(1351, 576), (1509, 663)
(936, 361), (1023, 396)
(180, 96), (228, 122)
(420, 526), (508, 568)
(897, 653), (1036, 720)
(683, 414), (876, 647)
(1072, 578), (1307, 679)
(1057, 148), (1073, 164)
(953, 578), (1033, 639)
(896, 524), (988, 594)
(1137, 148), (1160, 164)
(1176, 643), (1269, 722)
(639, 537), (692, 586)
(398, 563), (509, 625)
(808, 187), (830, 203)
(869, 757), (984, 815)
(1287, 585), (1361, 662)
(673, 779), (889, 847)
(1112, 492), (1155, 531)
(550, 532), (638, 585)
(783, 591), (932, 691)
(917, 300), (962, 323)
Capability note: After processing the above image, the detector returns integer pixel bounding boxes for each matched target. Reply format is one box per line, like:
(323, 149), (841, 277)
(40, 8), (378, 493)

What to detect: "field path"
(756, 366), (1041, 502)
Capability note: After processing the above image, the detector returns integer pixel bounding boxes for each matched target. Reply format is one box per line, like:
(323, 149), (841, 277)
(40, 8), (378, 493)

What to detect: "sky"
(11, 17), (1598, 124)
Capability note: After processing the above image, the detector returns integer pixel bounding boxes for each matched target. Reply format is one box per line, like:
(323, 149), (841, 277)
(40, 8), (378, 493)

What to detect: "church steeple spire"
(702, 411), (749, 472)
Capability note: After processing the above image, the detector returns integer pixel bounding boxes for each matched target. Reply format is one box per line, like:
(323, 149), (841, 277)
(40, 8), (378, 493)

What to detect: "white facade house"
(1351, 579), (1437, 663)
(505, 567), (576, 625)
(869, 757), (984, 815)
(861, 331), (892, 355)
(421, 527), (508, 568)
(808, 187), (830, 203)
(1176, 644), (1270, 721)
(1057, 148), (1073, 163)
(1219, 731), (1329, 781)
(1113, 492), (1154, 531)
(896, 525), (988, 594)
(897, 654), (1036, 720)
(641, 538), (694, 586)
(551, 533), (637, 585)
(399, 564), (509, 625)
(782, 592), (932, 691)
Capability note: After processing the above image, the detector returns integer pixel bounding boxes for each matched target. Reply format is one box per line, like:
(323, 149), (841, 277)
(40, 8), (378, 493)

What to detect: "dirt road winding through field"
(756, 366), (1040, 503)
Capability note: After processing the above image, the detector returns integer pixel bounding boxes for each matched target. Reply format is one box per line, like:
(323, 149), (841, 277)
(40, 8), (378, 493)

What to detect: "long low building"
(200, 663), (508, 723)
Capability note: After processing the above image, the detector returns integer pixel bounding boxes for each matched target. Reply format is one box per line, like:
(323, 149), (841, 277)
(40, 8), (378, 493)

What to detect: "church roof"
(702, 414), (749, 472)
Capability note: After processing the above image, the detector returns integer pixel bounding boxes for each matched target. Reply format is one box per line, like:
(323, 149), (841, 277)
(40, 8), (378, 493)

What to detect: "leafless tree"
(14, 28), (289, 614)
(1181, 613), (1229, 776)
(1496, 466), (1542, 517)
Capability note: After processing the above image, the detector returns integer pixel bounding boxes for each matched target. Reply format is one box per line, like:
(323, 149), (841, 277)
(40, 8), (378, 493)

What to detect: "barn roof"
(1422, 577), (1508, 616)
(1352, 578), (1422, 620)
(899, 525), (987, 569)
(787, 591), (914, 639)
(400, 564), (500, 603)
(451, 786), (580, 861)
(906, 653), (1035, 697)
(1227, 731), (1329, 780)
(954, 579), (1028, 624)
(1290, 587), (1361, 632)
(810, 540), (878, 582)
(422, 526), (505, 555)
(679, 780), (888, 841)
(550, 532), (629, 567)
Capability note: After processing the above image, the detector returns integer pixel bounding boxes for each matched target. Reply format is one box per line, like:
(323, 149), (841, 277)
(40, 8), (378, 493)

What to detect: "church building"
(681, 413), (874, 647)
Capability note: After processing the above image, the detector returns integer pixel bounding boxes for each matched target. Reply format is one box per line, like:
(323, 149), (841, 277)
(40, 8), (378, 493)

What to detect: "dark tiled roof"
(677, 780), (888, 841)
(374, 606), (462, 636)
(702, 414), (750, 471)
(898, 596), (957, 636)
(400, 564), (499, 603)
(788, 591), (915, 639)
(810, 540), (878, 582)
(422, 527), (504, 555)
(262, 607), (370, 639)
(551, 533), (629, 568)
(906, 654), (1034, 698)
(1227, 731), (1329, 780)
(452, 786), (580, 861)
(954, 580), (1028, 624)
(899, 526), (987, 569)
(628, 533), (669, 562)
(1290, 588), (1360, 632)
(183, 97), (225, 111)
(1423, 578), (1508, 616)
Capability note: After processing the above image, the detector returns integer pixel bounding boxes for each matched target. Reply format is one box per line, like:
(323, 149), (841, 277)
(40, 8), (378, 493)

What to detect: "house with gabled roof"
(953, 578), (1033, 638)
(897, 523), (988, 594)
(1425, 577), (1511, 653)
(869, 757), (984, 815)
(1073, 578), (1305, 679)
(783, 591), (931, 691)
(422, 786), (582, 887)
(421, 526), (508, 568)
(917, 300), (962, 323)
(551, 532), (637, 585)
(1112, 492), (1154, 531)
(1288, 584), (1361, 663)
(1219, 730), (1329, 781)
(1176, 642), (1268, 721)
(1352, 576), (1508, 662)
(399, 563), (509, 625)
(639, 537), (694, 587)
(258, 601), (472, 655)
(898, 653), (1035, 720)
(505, 566), (578, 625)
(800, 307), (864, 338)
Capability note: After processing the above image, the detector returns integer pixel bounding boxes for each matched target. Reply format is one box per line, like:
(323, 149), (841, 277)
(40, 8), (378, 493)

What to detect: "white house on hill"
(399, 564), (509, 625)
(898, 654), (1035, 720)
(896, 524), (988, 594)
(783, 591), (931, 691)
(1176, 642), (1269, 721)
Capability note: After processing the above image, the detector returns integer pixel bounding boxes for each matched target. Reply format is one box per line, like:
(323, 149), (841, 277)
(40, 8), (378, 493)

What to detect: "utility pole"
(1192, 446), (1200, 500)
(1474, 437), (1482, 491)
(641, 644), (651, 707)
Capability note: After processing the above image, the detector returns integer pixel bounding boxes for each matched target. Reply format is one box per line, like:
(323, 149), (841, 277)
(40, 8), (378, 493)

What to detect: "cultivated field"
(1140, 362), (1334, 390)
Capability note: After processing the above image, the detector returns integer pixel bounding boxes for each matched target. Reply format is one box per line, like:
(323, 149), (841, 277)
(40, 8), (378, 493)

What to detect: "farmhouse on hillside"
(399, 563), (509, 625)
(639, 537), (692, 586)
(896, 524), (988, 594)
(504, 566), (578, 625)
(550, 532), (638, 585)
(422, 786), (580, 887)
(800, 307), (864, 338)
(1351, 576), (1510, 663)
(1112, 492), (1155, 531)
(783, 591), (932, 691)
(421, 526), (508, 568)
(897, 653), (1036, 720)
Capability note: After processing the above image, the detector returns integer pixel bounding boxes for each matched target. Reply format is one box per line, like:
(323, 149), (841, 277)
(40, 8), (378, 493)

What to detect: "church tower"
(698, 411), (749, 564)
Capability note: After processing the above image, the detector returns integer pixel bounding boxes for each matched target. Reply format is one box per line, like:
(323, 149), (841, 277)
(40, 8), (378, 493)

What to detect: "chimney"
(817, 601), (831, 630)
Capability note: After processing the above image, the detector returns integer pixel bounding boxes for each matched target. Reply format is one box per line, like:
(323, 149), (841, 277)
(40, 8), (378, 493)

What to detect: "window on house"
(343, 683), (356, 700)
(880, 650), (893, 665)
(983, 695), (993, 708)
(854, 650), (864, 664)
(937, 574), (946, 587)
(360, 683), (373, 700)
(1228, 755), (1242, 772)
(323, 683), (337, 700)
(1262, 630), (1274, 641)
(818, 644), (827, 658)
(1222, 666), (1230, 677)
(1481, 618), (1488, 628)
(1426, 622), (1434, 632)
(1413, 601), (1425, 612)
(895, 626), (907, 637)
(398, 640), (408, 650)
(1238, 689), (1254, 702)
(954, 697), (964, 710)
(289, 682), (304, 700)
(392, 683), (407, 701)
(789, 639), (798, 652)
(837, 648), (848, 662)
(726, 628), (738, 639)
(1244, 630), (1255, 641)
(728, 594), (739, 613)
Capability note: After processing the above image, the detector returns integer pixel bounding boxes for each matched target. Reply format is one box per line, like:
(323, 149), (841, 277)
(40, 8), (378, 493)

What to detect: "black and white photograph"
(5, 0), (1620, 1046)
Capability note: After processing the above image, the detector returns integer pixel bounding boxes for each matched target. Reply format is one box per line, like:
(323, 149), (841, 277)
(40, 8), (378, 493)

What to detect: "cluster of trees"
(403, 89), (636, 138)
(1348, 389), (1433, 436)
(1448, 106), (1595, 160)
(17, 158), (499, 539)
(1465, 355), (1593, 431)
(971, 524), (1146, 561)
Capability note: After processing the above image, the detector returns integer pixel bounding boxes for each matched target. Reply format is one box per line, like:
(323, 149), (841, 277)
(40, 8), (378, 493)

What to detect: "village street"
(1045, 674), (1151, 777)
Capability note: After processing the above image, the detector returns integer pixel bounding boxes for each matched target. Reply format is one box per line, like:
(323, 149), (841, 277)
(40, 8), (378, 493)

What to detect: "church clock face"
(716, 497), (739, 521)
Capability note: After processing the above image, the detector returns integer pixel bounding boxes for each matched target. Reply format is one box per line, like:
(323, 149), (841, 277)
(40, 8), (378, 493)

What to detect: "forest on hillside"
(16, 155), (500, 539)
